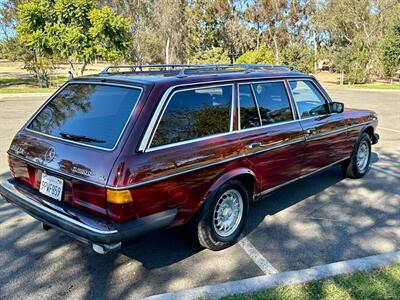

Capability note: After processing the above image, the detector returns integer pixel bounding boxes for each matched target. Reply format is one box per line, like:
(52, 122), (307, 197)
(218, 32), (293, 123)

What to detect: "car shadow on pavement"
(0, 152), (398, 299)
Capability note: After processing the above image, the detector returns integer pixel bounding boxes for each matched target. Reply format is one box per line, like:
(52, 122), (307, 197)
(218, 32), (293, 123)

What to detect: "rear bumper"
(0, 177), (177, 251)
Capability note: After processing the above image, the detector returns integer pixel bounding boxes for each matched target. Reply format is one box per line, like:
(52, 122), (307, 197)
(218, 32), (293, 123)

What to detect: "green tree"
(333, 43), (369, 84)
(16, 0), (130, 81)
(280, 44), (314, 74)
(315, 0), (400, 79)
(381, 20), (400, 79)
(190, 47), (230, 64)
(236, 45), (274, 64)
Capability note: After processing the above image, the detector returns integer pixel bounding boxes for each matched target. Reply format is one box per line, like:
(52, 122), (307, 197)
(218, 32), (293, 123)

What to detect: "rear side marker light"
(106, 189), (133, 204)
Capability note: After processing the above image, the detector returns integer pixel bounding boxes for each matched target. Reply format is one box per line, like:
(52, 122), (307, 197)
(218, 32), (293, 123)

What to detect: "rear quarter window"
(27, 83), (142, 150)
(150, 85), (232, 148)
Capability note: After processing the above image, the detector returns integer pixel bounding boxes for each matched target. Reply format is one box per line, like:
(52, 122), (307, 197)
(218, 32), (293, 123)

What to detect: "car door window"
(239, 84), (261, 129)
(289, 80), (329, 118)
(150, 85), (232, 148)
(252, 82), (293, 125)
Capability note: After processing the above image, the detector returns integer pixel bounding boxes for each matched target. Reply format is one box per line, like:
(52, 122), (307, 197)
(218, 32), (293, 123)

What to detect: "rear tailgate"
(7, 81), (144, 219)
(8, 131), (113, 218)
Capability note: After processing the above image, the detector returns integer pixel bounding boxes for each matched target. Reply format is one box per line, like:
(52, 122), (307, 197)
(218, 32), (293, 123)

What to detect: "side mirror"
(330, 102), (344, 113)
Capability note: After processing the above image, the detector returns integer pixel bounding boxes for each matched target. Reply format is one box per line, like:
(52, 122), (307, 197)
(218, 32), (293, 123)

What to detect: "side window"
(239, 84), (261, 129)
(150, 85), (232, 148)
(289, 80), (329, 118)
(252, 82), (293, 125)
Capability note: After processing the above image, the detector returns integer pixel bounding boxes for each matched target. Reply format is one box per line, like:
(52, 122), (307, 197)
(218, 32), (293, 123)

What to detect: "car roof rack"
(100, 64), (295, 78)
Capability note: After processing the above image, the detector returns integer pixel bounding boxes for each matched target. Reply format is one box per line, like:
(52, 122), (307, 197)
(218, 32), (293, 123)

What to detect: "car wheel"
(190, 180), (249, 251)
(342, 133), (371, 179)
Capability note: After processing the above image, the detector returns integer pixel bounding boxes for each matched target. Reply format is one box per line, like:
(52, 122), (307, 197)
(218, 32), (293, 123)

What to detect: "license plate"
(39, 173), (64, 201)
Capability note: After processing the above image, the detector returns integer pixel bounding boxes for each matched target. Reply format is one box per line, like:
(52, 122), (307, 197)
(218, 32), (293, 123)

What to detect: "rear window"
(27, 83), (142, 150)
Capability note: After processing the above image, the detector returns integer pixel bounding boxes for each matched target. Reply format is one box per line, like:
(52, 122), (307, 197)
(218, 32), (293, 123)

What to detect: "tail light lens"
(8, 155), (137, 223)
(71, 182), (108, 217)
(106, 189), (137, 223)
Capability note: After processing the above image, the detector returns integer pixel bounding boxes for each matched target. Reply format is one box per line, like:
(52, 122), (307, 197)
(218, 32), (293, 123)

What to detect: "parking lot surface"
(0, 88), (399, 299)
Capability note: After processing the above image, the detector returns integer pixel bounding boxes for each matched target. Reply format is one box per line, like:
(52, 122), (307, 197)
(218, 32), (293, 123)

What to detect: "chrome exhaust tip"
(92, 242), (121, 254)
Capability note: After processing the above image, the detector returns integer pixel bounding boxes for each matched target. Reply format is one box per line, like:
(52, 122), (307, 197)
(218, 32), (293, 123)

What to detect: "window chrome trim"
(24, 81), (144, 152)
(137, 75), (313, 152)
(237, 83), (262, 131)
(237, 80), (297, 131)
(235, 119), (302, 134)
(144, 83), (235, 152)
(249, 84), (263, 126)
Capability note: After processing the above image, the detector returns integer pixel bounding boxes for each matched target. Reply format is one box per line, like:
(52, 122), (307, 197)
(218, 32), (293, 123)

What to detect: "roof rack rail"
(100, 64), (296, 77)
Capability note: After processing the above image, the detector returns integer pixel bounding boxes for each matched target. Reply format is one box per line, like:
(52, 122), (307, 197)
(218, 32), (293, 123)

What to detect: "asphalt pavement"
(0, 88), (399, 299)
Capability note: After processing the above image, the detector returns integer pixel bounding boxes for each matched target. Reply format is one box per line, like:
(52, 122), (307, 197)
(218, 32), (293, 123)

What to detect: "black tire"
(341, 133), (371, 179)
(189, 180), (249, 251)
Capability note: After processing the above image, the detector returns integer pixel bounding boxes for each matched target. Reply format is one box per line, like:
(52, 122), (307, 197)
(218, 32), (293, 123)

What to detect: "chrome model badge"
(44, 147), (56, 163)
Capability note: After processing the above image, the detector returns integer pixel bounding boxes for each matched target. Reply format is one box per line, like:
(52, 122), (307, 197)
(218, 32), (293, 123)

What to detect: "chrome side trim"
(348, 121), (374, 130)
(24, 81), (144, 152)
(0, 178), (117, 234)
(255, 156), (350, 198)
(10, 122), (373, 191)
(114, 137), (305, 189)
(9, 136), (302, 190)
(144, 84), (234, 152)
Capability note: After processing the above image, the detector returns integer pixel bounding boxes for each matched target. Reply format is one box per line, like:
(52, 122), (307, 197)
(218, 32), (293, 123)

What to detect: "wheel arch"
(362, 125), (374, 140)
(200, 168), (258, 208)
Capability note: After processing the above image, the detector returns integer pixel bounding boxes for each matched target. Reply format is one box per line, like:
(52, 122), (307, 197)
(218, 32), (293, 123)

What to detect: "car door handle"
(305, 129), (317, 135)
(247, 142), (262, 149)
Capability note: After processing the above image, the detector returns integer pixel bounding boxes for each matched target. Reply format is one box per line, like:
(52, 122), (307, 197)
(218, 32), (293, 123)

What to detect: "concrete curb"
(143, 251), (400, 300)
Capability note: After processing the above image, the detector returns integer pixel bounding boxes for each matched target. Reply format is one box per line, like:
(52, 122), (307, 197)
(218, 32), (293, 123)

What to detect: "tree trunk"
(268, 28), (279, 62)
(165, 37), (170, 64)
(68, 60), (78, 77)
(273, 37), (279, 62)
(313, 30), (318, 73)
(256, 24), (261, 50)
(80, 61), (88, 76)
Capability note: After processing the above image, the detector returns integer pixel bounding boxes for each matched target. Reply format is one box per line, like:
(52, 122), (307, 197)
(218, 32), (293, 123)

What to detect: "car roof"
(73, 65), (312, 87)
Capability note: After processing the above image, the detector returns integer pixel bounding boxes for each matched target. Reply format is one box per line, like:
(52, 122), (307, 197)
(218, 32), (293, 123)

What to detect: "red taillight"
(71, 182), (108, 218)
(71, 184), (138, 223)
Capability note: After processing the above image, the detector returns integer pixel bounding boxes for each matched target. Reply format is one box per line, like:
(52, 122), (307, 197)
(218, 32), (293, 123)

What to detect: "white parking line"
(371, 165), (400, 178)
(379, 127), (400, 133)
(238, 235), (278, 275)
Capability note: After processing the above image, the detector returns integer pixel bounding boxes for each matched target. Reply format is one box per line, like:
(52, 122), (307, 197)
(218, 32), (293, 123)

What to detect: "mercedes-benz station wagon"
(0, 64), (379, 254)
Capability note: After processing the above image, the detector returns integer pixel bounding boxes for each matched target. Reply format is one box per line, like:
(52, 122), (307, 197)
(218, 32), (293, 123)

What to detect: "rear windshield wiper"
(59, 132), (106, 144)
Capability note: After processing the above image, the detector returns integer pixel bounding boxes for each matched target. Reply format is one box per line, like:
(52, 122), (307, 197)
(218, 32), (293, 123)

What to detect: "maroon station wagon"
(0, 64), (379, 254)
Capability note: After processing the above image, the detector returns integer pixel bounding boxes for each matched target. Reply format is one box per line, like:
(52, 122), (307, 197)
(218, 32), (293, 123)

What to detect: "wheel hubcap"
(213, 189), (244, 237)
(356, 141), (369, 172)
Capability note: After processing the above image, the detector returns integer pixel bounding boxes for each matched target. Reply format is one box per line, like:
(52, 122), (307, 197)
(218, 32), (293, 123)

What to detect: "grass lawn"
(0, 76), (67, 94)
(223, 264), (400, 300)
(341, 83), (400, 90)
(0, 87), (57, 94)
